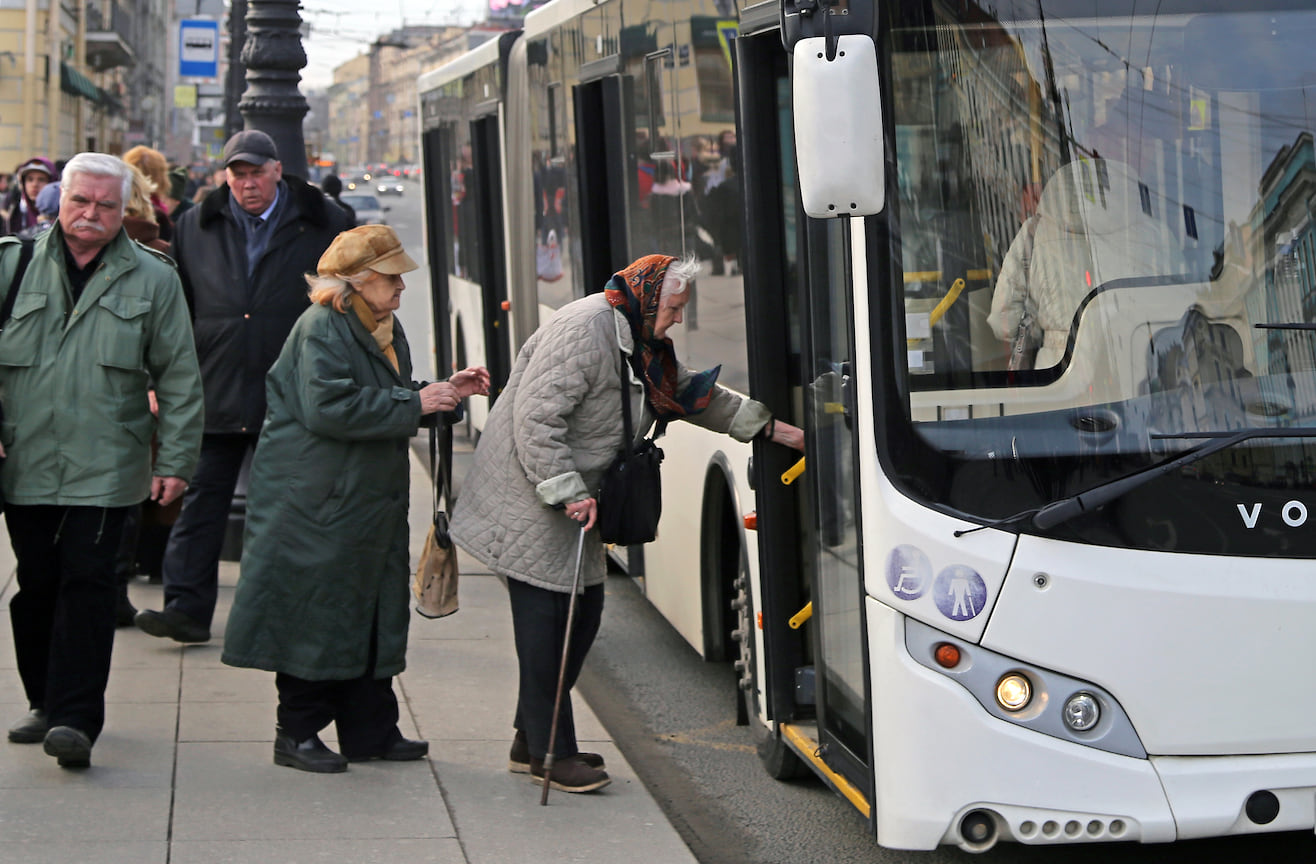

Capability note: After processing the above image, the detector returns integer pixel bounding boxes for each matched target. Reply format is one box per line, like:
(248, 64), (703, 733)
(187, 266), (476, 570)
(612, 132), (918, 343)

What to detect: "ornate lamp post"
(238, 0), (309, 179)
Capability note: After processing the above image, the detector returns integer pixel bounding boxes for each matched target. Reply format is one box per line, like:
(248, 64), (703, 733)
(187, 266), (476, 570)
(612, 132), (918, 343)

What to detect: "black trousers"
(273, 613), (400, 759)
(7, 504), (130, 742)
(275, 673), (400, 759)
(160, 433), (257, 627)
(507, 577), (605, 761)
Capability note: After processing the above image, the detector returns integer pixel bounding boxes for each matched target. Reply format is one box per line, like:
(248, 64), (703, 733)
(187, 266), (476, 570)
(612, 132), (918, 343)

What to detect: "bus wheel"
(733, 558), (806, 780)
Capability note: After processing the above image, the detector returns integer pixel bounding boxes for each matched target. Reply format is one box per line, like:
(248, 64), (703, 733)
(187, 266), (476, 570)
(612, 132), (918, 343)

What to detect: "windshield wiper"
(954, 427), (1316, 536)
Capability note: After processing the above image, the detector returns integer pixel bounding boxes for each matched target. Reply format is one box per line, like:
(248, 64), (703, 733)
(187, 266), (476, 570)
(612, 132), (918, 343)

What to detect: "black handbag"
(597, 351), (664, 545)
(0, 237), (34, 514)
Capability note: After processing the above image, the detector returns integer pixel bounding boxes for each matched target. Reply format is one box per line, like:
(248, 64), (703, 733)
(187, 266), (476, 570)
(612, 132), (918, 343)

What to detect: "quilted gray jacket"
(450, 292), (768, 592)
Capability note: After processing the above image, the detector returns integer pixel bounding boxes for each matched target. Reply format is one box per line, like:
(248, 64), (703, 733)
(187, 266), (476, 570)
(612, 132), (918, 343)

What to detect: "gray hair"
(305, 269), (373, 312)
(664, 254), (701, 294)
(59, 153), (133, 214)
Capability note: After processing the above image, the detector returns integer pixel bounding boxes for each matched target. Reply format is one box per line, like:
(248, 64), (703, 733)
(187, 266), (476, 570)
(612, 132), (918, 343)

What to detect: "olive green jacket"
(0, 226), (204, 506)
(222, 302), (424, 681)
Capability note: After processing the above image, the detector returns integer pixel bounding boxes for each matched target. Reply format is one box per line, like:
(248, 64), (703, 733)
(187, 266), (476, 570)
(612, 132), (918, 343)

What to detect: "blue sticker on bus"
(885, 545), (931, 600)
(933, 565), (987, 621)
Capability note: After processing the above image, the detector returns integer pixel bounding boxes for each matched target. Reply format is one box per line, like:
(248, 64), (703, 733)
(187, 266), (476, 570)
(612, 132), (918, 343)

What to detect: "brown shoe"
(529, 754), (611, 793)
(508, 729), (605, 773)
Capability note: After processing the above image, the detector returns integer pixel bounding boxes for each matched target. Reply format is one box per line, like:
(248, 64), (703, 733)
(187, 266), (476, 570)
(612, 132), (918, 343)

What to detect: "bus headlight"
(995, 673), (1032, 711)
(1063, 692), (1100, 732)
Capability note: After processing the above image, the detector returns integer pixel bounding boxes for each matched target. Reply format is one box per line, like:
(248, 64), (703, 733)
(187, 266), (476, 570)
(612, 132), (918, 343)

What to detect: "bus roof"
(418, 30), (521, 94)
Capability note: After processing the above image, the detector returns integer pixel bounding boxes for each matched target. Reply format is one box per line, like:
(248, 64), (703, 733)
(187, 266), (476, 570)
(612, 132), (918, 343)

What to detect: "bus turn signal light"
(934, 643), (961, 668)
(744, 511), (757, 530)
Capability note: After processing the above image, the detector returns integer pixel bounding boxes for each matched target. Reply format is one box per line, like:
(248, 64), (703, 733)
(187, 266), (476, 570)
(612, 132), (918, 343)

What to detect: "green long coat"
(221, 301), (424, 681)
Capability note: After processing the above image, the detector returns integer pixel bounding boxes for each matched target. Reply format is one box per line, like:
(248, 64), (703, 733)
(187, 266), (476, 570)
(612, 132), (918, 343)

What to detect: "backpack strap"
(0, 237), (34, 329)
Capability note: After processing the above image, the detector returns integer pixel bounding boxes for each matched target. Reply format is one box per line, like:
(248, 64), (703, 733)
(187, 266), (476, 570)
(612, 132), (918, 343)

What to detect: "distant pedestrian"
(122, 146), (174, 242)
(134, 130), (351, 645)
(221, 225), (488, 772)
(2, 152), (203, 768)
(1, 157), (55, 235)
(320, 174), (356, 226)
(14, 182), (60, 241)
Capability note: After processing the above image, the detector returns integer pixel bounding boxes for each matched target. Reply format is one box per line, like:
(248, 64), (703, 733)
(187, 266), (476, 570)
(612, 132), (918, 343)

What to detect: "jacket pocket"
(0, 292), (47, 368)
(96, 294), (151, 370)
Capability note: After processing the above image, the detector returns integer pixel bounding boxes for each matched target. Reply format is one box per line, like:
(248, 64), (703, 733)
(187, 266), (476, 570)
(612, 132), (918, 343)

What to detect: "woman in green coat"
(222, 225), (489, 773)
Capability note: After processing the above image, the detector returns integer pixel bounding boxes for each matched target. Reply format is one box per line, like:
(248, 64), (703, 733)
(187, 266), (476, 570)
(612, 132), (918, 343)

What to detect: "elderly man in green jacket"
(0, 152), (203, 769)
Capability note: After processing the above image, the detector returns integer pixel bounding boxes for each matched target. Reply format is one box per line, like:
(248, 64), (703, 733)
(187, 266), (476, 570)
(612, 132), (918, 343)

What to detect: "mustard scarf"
(349, 292), (398, 372)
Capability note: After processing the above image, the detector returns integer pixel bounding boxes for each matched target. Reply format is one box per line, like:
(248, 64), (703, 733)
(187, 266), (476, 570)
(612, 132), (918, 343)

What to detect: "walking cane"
(540, 524), (588, 805)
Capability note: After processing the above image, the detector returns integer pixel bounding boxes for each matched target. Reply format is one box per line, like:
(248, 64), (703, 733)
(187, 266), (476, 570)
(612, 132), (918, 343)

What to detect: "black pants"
(274, 610), (400, 758)
(160, 433), (257, 627)
(7, 504), (130, 742)
(507, 577), (605, 761)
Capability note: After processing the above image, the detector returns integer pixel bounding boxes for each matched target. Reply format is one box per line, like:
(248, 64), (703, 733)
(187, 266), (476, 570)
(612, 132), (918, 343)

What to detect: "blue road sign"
(180, 20), (220, 78)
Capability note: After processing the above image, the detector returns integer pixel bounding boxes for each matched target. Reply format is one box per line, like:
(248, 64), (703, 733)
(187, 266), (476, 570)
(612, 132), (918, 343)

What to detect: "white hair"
(305, 269), (375, 312)
(59, 153), (132, 214)
(664, 254), (701, 294)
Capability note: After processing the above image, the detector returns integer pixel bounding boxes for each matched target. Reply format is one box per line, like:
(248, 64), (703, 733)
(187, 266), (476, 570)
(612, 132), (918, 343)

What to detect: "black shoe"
(529, 754), (611, 793)
(134, 608), (210, 643)
(508, 728), (604, 774)
(43, 726), (92, 768)
(346, 735), (429, 763)
(273, 730), (348, 773)
(116, 592), (138, 628)
(7, 709), (48, 744)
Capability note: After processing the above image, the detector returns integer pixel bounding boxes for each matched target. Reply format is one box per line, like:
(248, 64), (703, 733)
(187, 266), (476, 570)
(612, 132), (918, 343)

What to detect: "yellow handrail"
(781, 458), (806, 486)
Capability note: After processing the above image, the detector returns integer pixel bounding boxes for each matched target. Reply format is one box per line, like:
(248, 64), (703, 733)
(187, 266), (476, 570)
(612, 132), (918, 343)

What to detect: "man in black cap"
(134, 129), (352, 643)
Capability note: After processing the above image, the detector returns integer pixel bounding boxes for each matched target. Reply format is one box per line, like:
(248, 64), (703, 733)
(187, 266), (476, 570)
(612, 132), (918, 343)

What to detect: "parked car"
(376, 180), (405, 196)
(339, 193), (387, 226)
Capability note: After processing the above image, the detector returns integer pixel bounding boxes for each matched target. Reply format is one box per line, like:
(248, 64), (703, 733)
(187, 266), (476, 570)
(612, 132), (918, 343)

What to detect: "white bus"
(420, 0), (1316, 851)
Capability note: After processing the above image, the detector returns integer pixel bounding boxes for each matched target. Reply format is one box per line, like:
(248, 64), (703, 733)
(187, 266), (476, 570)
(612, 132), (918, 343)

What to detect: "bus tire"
(731, 535), (807, 780)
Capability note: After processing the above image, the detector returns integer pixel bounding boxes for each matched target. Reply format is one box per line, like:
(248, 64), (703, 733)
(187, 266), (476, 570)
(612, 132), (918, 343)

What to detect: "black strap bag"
(596, 351), (664, 546)
(0, 237), (35, 515)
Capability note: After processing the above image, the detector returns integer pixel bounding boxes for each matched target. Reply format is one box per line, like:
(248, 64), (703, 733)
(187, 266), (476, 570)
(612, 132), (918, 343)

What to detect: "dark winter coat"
(170, 176), (351, 435)
(221, 302), (424, 680)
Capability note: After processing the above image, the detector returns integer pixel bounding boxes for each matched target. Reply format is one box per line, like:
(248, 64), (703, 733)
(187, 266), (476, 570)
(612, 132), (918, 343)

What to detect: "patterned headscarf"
(604, 254), (720, 420)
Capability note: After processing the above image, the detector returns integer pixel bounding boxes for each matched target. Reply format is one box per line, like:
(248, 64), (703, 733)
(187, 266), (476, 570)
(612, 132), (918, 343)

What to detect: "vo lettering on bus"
(1237, 501), (1308, 528)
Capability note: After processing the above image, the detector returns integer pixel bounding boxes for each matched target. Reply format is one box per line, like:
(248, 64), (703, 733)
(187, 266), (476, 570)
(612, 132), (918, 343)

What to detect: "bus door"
(421, 123), (457, 379)
(799, 217), (870, 794)
(738, 19), (872, 799)
(469, 111), (512, 397)
(572, 73), (632, 293)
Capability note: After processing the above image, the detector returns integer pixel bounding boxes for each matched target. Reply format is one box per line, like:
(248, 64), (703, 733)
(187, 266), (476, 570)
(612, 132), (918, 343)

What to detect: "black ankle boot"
(273, 729), (348, 773)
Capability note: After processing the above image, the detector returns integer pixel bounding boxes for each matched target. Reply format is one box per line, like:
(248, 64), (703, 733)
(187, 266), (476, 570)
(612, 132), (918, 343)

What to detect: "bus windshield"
(884, 1), (1316, 552)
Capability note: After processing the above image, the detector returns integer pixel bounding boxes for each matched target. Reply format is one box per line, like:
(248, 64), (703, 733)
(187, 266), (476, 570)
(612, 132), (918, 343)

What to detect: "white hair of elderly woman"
(59, 153), (133, 213)
(665, 254), (701, 294)
(305, 269), (376, 312)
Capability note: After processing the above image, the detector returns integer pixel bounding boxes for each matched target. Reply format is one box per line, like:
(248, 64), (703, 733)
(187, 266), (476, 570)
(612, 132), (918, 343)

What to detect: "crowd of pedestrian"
(0, 132), (801, 798)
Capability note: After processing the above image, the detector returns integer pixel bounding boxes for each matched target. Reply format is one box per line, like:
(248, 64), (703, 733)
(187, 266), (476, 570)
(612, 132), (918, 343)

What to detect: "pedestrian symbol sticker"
(885, 545), (930, 600)
(934, 565), (986, 621)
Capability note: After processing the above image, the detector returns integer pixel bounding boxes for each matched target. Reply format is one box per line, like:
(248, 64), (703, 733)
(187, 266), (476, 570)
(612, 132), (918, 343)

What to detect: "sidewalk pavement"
(0, 436), (700, 864)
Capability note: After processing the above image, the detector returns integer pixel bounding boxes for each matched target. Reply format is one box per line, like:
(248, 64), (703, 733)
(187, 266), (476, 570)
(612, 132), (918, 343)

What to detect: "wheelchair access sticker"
(885, 545), (931, 601)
